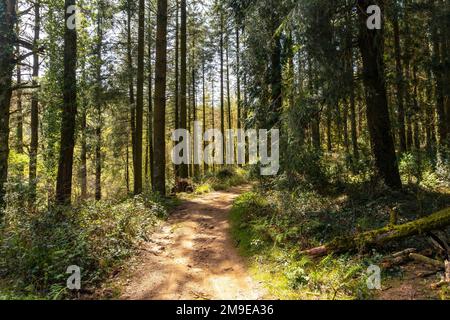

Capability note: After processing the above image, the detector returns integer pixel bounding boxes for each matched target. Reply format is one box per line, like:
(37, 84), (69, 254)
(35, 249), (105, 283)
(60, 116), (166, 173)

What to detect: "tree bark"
(236, 27), (241, 131)
(94, 4), (104, 201)
(357, 0), (402, 189)
(429, 0), (448, 153)
(179, 0), (188, 178)
(220, 9), (225, 164)
(55, 0), (78, 205)
(153, 0), (168, 195)
(148, 6), (154, 188)
(392, 5), (407, 153)
(126, 2), (136, 188)
(29, 0), (40, 203)
(0, 0), (16, 211)
(134, 0), (145, 195)
(174, 0), (179, 180)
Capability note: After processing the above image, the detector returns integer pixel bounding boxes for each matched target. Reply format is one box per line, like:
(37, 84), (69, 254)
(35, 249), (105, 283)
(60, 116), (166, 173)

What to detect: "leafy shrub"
(0, 193), (168, 299)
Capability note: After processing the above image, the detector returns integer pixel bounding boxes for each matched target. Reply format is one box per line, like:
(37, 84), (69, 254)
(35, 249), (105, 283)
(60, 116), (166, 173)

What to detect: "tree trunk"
(134, 0), (145, 195)
(357, 0), (402, 189)
(202, 61), (207, 173)
(15, 52), (23, 175)
(429, 1), (447, 154)
(29, 0), (40, 203)
(192, 54), (200, 178)
(94, 3), (104, 201)
(179, 0), (188, 178)
(80, 107), (87, 199)
(270, 24), (282, 129)
(153, 0), (168, 195)
(220, 10), (225, 164)
(126, 2), (136, 188)
(392, 5), (407, 153)
(346, 37), (359, 161)
(236, 27), (241, 130)
(174, 0), (179, 180)
(0, 0), (16, 211)
(148, 6), (154, 188)
(55, 0), (78, 205)
(226, 34), (232, 132)
(302, 207), (450, 257)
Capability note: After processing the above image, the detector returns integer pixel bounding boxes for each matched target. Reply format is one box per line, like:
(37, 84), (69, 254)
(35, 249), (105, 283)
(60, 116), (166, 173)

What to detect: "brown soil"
(118, 185), (265, 300)
(376, 263), (445, 300)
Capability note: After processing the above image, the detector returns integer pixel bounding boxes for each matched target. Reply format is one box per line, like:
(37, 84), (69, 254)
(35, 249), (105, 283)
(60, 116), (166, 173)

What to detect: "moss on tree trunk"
(302, 208), (450, 257)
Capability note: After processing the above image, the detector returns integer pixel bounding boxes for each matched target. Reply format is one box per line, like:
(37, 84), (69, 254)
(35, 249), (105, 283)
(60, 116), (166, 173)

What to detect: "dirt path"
(119, 185), (265, 300)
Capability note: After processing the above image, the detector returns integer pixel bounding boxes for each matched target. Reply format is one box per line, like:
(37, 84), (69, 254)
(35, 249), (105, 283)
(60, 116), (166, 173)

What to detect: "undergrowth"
(193, 167), (248, 194)
(0, 192), (177, 300)
(230, 161), (450, 300)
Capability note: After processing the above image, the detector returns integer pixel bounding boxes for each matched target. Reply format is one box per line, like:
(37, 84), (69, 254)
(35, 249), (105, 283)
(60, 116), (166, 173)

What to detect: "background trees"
(1, 0), (450, 300)
(0, 0), (448, 210)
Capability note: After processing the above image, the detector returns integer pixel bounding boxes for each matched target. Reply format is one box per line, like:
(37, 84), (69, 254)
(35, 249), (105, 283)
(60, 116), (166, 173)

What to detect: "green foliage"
(0, 194), (168, 299)
(196, 167), (248, 192)
(230, 192), (371, 299)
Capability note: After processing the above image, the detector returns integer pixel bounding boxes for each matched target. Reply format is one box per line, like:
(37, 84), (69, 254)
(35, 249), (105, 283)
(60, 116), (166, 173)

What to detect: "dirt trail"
(120, 185), (265, 300)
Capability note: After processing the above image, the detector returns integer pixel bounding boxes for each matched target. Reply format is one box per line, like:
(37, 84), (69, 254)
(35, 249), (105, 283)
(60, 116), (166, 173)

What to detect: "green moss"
(327, 207), (450, 253)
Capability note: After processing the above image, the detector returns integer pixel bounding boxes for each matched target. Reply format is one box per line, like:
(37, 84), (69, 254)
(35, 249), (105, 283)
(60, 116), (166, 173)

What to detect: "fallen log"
(409, 253), (444, 269)
(301, 207), (450, 257)
(381, 248), (416, 269)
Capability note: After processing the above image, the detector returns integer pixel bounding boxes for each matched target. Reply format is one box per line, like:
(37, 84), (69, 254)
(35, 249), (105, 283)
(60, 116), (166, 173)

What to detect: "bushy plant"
(0, 192), (168, 299)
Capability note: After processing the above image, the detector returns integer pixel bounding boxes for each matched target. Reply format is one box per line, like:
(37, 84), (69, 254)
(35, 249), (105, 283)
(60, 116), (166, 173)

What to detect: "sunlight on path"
(119, 185), (265, 300)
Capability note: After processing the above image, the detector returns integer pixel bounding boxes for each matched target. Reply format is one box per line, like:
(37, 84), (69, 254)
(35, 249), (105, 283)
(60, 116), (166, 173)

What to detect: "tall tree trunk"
(148, 6), (154, 188)
(392, 5), (407, 153)
(236, 27), (241, 130)
(15, 51), (23, 175)
(134, 0), (145, 195)
(429, 1), (447, 155)
(174, 0), (179, 180)
(55, 0), (78, 205)
(326, 106), (332, 152)
(270, 23), (282, 129)
(193, 64), (199, 178)
(308, 56), (320, 150)
(153, 0), (168, 195)
(179, 0), (188, 178)
(29, 0), (40, 203)
(412, 65), (420, 150)
(202, 61), (207, 173)
(220, 10), (225, 164)
(0, 0), (16, 211)
(80, 106), (87, 199)
(126, 2), (136, 187)
(346, 28), (359, 160)
(343, 100), (350, 156)
(226, 34), (232, 132)
(357, 0), (402, 189)
(125, 139), (130, 192)
(15, 0), (23, 175)
(94, 4), (103, 201)
(211, 76), (216, 172)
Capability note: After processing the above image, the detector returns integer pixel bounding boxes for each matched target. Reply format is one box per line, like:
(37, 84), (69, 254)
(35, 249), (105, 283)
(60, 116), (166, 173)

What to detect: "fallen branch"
(409, 253), (444, 269)
(381, 248), (416, 269)
(301, 208), (450, 257)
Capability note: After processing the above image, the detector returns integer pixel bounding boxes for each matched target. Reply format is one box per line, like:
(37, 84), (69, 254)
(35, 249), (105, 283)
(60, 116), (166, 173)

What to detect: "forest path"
(119, 185), (265, 300)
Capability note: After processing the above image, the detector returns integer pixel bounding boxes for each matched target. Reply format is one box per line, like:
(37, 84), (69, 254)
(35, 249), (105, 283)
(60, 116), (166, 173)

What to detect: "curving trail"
(120, 185), (265, 300)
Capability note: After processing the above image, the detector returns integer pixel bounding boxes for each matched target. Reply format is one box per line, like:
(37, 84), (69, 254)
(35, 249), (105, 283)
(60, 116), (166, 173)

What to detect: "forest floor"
(90, 183), (448, 300)
(111, 185), (266, 300)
